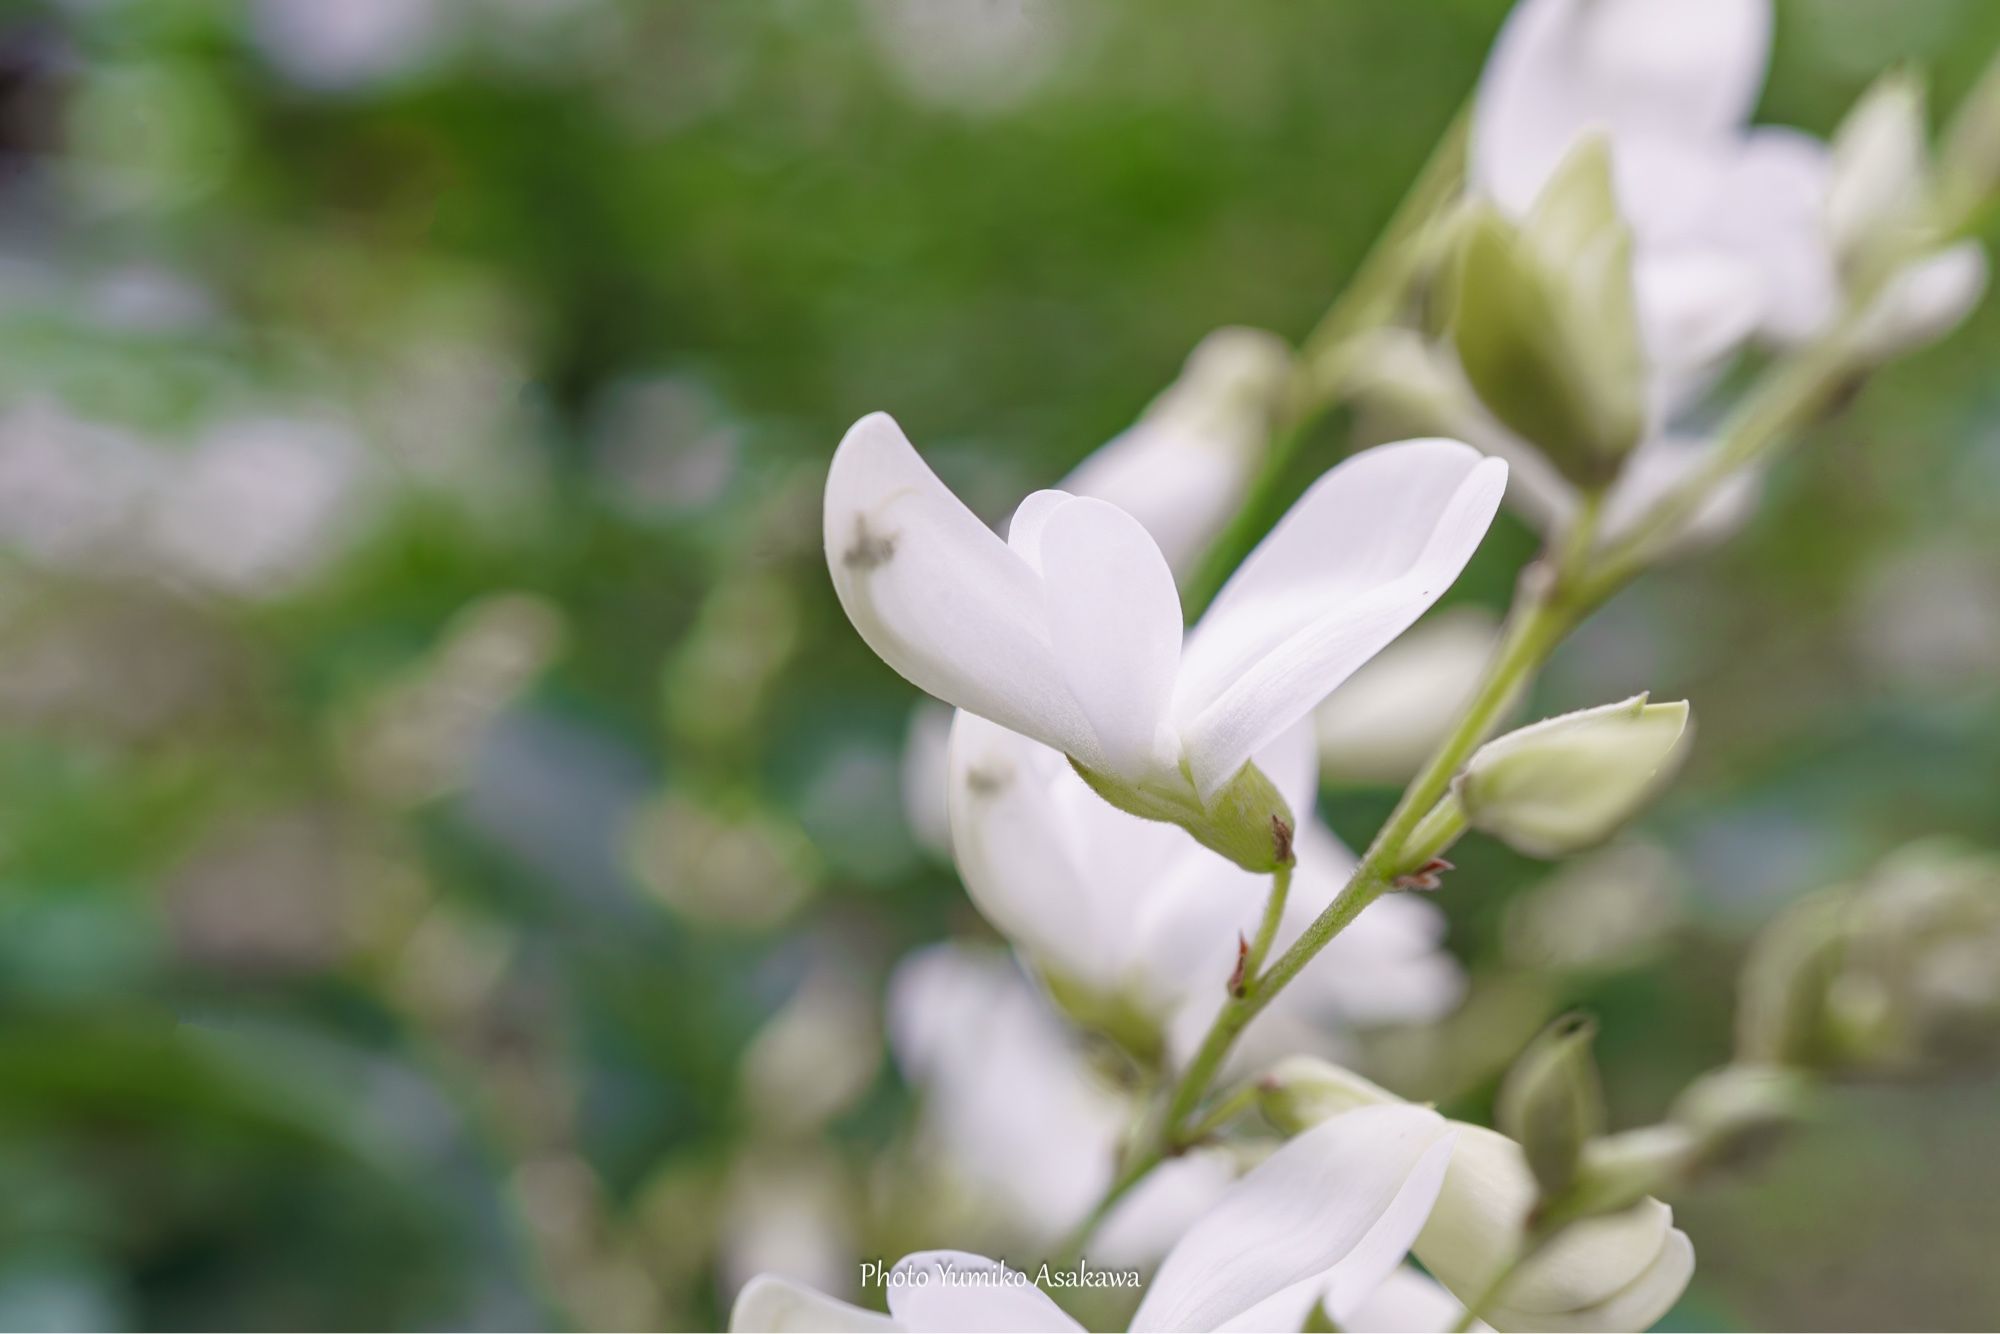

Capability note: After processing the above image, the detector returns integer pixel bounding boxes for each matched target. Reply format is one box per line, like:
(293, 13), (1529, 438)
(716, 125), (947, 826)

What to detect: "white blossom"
(730, 1102), (1458, 1332)
(825, 413), (1504, 840)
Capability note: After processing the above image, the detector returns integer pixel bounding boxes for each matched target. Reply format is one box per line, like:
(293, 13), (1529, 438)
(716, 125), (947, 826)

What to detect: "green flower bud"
(1455, 694), (1691, 859)
(1668, 1064), (1811, 1175)
(1829, 70), (1935, 286)
(1557, 1124), (1699, 1224)
(1941, 49), (2000, 225)
(1449, 136), (1646, 488)
(1735, 891), (1849, 1066)
(1256, 1056), (1400, 1134)
(1497, 1013), (1605, 1199)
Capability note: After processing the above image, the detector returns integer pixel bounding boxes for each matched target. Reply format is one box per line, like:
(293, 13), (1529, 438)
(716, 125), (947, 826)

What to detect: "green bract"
(1449, 137), (1646, 487)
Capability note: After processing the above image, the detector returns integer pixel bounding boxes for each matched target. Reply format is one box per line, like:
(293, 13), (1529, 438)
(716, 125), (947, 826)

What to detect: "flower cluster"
(731, 0), (2000, 1330)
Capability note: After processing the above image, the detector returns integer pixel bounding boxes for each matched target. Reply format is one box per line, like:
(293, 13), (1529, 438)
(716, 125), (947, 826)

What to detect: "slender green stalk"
(1181, 1080), (1263, 1145)
(1240, 862), (1293, 986)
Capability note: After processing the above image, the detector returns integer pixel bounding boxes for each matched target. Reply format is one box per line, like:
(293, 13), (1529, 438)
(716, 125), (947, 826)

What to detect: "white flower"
(1315, 606), (1500, 785)
(1420, 1125), (1693, 1333)
(1474, 0), (1986, 360)
(1262, 1059), (1693, 1333)
(1455, 694), (1692, 859)
(945, 713), (1463, 1064)
(886, 944), (1236, 1267)
(825, 413), (1505, 864)
(730, 1102), (1459, 1333)
(1059, 328), (1292, 577)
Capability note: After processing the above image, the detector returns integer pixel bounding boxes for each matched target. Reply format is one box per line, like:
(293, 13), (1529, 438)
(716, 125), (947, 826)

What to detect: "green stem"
(1181, 1079), (1263, 1145)
(1240, 862), (1293, 986)
(1184, 108), (1470, 615)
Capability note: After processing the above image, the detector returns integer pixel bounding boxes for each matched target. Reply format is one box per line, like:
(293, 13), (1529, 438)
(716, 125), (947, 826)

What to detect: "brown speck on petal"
(964, 764), (1011, 796)
(843, 515), (897, 570)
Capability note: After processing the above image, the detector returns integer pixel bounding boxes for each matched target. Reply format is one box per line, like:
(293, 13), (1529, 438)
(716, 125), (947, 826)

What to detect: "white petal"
(1176, 440), (1506, 799)
(1634, 249), (1762, 393)
(1036, 496), (1183, 779)
(884, 947), (1128, 1235)
(1490, 1228), (1694, 1332)
(1131, 1104), (1455, 1333)
(943, 712), (1100, 983)
(1600, 434), (1761, 556)
(1346, 1267), (1489, 1333)
(887, 1252), (1083, 1333)
(1092, 1150), (1240, 1269)
(730, 1275), (903, 1333)
(1473, 0), (1770, 214)
(824, 413), (1099, 766)
(1715, 128), (1841, 343)
(1856, 243), (1991, 359)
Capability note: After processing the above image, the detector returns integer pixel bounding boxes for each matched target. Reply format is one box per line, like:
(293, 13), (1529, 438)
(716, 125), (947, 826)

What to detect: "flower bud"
(1940, 49), (2000, 225)
(1825, 840), (2000, 1073)
(1734, 891), (1848, 1066)
(1257, 1055), (1400, 1134)
(1416, 1125), (1692, 1333)
(1496, 1014), (1604, 1198)
(1828, 70), (1935, 286)
(1454, 695), (1691, 859)
(1449, 137), (1646, 488)
(1063, 327), (1293, 576)
(1258, 1058), (1692, 1331)
(1668, 1064), (1810, 1175)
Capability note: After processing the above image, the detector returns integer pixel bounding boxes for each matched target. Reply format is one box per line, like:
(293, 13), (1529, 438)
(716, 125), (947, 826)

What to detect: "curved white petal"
(1347, 1267), (1489, 1333)
(944, 711), (1100, 982)
(1037, 496), (1183, 778)
(1132, 1104), (1456, 1333)
(1417, 1125), (1683, 1328)
(1490, 1228), (1694, 1332)
(1601, 434), (1761, 556)
(825, 414), (1100, 765)
(885, 947), (1128, 1236)
(1634, 249), (1763, 397)
(887, 1252), (1083, 1333)
(1856, 243), (1991, 359)
(730, 1275), (903, 1333)
(1176, 440), (1506, 798)
(1716, 128), (1841, 343)
(1473, 0), (1771, 214)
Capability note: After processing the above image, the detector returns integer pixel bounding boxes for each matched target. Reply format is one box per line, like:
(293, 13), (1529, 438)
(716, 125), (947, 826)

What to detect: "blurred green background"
(0, 0), (1996, 1329)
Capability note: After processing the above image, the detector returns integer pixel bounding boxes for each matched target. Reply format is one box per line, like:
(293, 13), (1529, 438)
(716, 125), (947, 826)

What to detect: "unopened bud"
(1497, 1013), (1604, 1198)
(1736, 891), (1848, 1066)
(1829, 70), (1935, 284)
(1669, 1064), (1810, 1174)
(1941, 49), (2000, 226)
(1455, 694), (1691, 859)
(1256, 1056), (1399, 1134)
(1450, 137), (1645, 487)
(1559, 1124), (1699, 1223)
